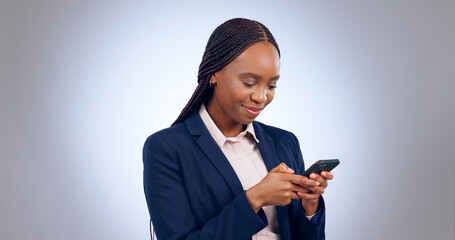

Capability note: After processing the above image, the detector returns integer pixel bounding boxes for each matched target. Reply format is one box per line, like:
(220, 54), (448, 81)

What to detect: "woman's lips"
(243, 106), (262, 117)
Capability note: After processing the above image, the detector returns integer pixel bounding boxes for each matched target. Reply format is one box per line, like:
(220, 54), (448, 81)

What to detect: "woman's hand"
(245, 163), (319, 212)
(299, 171), (334, 215)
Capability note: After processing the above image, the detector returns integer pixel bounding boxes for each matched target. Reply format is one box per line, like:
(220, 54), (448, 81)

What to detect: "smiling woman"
(143, 18), (334, 240)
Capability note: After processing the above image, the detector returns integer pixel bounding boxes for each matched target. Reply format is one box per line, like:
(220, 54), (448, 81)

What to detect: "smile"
(243, 106), (262, 117)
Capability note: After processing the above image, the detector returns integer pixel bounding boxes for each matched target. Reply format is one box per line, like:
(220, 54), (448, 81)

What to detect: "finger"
(271, 162), (294, 174)
(296, 189), (311, 198)
(309, 173), (328, 188)
(286, 174), (320, 188)
(310, 186), (325, 195)
(320, 171), (334, 180)
(270, 163), (286, 173)
(299, 192), (320, 201)
(298, 189), (311, 194)
(278, 192), (301, 207)
(297, 191), (311, 198)
(300, 183), (325, 194)
(289, 183), (311, 193)
(290, 192), (301, 200)
(309, 173), (324, 182)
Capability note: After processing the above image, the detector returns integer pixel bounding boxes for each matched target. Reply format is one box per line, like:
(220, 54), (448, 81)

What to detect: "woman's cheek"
(267, 92), (274, 104)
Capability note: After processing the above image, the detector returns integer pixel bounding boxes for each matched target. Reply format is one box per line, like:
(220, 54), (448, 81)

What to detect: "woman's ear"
(210, 73), (218, 86)
(210, 73), (218, 84)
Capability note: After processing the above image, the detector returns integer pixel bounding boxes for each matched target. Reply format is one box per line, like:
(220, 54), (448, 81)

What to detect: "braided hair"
(172, 18), (280, 126)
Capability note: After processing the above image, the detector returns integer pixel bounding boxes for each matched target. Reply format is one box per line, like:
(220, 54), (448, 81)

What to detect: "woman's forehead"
(227, 42), (280, 74)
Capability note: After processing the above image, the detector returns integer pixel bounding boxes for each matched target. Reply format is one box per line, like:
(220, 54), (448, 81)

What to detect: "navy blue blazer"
(143, 111), (326, 240)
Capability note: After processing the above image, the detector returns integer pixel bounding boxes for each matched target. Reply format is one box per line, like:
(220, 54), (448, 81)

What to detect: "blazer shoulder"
(144, 122), (190, 147)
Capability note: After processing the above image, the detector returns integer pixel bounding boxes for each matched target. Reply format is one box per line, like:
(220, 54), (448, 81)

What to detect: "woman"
(143, 18), (334, 240)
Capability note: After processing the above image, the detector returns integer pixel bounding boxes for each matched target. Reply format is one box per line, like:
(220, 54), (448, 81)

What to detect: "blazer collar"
(184, 112), (244, 195)
(252, 122), (281, 172)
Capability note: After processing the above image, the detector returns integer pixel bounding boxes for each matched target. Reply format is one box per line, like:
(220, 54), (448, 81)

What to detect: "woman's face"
(207, 41), (280, 131)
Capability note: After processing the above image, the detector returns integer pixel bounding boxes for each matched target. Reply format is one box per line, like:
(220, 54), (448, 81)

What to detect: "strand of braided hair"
(172, 18), (280, 126)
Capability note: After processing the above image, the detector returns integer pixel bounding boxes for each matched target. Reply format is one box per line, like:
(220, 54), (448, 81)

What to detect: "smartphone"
(302, 159), (340, 177)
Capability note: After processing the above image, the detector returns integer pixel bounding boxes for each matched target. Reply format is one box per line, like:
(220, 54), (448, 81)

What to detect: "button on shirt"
(199, 104), (280, 240)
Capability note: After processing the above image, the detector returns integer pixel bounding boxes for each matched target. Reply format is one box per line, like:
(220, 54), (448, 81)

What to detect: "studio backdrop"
(1, 0), (454, 239)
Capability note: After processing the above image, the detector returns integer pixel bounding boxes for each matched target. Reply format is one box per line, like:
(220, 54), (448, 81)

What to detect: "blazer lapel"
(184, 112), (244, 196)
(185, 114), (292, 240)
(253, 122), (281, 171)
(254, 122), (291, 240)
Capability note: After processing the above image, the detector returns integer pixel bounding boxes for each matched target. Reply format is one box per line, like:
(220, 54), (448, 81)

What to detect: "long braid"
(172, 18), (280, 126)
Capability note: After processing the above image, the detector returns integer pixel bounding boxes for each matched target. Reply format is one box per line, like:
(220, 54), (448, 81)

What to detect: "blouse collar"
(198, 104), (259, 148)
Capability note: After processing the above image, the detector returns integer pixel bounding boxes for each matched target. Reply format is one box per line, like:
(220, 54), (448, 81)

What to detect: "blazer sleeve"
(288, 133), (326, 240)
(143, 132), (268, 240)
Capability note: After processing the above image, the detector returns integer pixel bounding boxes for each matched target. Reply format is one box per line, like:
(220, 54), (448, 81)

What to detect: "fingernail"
(315, 181), (320, 186)
(322, 172), (326, 176)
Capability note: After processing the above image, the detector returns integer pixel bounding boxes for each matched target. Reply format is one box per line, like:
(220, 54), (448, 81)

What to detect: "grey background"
(1, 0), (454, 239)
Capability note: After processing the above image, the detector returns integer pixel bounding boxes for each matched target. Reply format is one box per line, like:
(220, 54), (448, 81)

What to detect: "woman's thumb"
(271, 163), (295, 174)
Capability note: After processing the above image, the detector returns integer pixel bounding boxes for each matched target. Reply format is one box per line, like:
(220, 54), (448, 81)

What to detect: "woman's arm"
(143, 133), (268, 240)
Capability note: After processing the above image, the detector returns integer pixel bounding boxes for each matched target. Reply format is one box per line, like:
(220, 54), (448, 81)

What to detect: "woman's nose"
(251, 88), (267, 104)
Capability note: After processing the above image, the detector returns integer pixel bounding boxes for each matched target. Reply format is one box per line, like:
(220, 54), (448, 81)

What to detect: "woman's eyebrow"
(239, 72), (280, 80)
(239, 72), (261, 79)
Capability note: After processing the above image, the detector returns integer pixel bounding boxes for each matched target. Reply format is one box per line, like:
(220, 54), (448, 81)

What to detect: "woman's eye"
(243, 82), (254, 87)
(268, 85), (277, 89)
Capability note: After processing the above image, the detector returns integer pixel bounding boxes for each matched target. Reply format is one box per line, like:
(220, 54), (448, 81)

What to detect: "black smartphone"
(302, 159), (340, 177)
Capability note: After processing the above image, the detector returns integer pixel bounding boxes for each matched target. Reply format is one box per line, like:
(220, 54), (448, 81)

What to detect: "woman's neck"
(205, 102), (243, 137)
